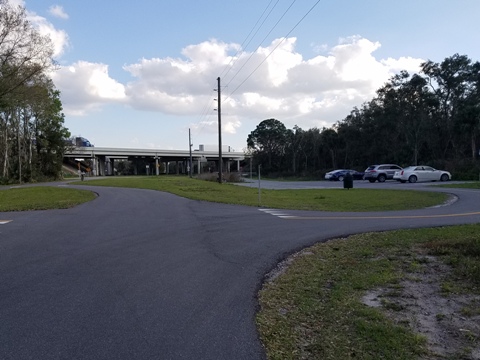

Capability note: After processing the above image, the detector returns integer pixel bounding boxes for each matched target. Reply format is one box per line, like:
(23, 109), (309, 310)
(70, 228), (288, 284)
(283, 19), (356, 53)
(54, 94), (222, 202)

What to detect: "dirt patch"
(362, 255), (480, 359)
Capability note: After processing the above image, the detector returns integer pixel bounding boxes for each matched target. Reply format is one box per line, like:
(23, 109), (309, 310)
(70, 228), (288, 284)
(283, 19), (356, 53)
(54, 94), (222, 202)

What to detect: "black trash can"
(343, 172), (353, 189)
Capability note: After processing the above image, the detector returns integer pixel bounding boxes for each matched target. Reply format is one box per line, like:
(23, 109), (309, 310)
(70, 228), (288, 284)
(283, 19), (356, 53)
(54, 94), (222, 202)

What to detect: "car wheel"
(368, 179), (375, 183)
(440, 174), (449, 181)
(408, 175), (417, 183)
(377, 175), (386, 182)
(338, 176), (344, 181)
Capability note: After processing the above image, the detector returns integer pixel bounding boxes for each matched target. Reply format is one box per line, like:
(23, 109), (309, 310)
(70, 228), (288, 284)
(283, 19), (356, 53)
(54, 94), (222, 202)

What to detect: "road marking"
(259, 209), (291, 216)
(259, 209), (480, 220)
(0, 220), (12, 224)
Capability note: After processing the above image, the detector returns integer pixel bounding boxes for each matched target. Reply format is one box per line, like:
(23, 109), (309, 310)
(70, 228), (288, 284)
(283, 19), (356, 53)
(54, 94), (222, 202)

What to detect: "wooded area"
(0, 0), (70, 184)
(247, 54), (480, 179)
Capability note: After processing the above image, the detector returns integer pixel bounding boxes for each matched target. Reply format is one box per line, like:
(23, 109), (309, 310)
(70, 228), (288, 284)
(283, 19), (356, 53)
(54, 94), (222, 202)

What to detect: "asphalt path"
(1, 180), (480, 360)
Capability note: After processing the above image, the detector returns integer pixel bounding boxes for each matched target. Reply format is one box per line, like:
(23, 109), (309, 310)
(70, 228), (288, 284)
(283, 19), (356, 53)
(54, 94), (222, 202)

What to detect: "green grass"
(0, 186), (96, 211)
(73, 176), (448, 212)
(435, 181), (480, 189)
(256, 225), (480, 360)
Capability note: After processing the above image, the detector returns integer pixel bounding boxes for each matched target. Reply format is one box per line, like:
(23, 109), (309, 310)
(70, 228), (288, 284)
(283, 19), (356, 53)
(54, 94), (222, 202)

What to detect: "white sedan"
(393, 166), (451, 183)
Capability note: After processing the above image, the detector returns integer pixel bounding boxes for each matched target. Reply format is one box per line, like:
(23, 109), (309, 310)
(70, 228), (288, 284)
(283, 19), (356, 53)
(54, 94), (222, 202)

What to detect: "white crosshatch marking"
(259, 209), (291, 217)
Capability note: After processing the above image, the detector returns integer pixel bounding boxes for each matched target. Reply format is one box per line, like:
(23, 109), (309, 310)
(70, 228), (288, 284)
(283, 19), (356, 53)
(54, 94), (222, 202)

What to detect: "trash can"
(343, 172), (353, 189)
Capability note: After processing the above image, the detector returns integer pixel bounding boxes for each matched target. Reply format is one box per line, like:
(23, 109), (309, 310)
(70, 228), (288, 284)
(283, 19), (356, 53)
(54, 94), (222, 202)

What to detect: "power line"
(224, 0), (322, 103)
(192, 2), (281, 136)
(220, 0), (280, 81)
(224, 0), (298, 90)
(190, 80), (220, 137)
(192, 0), (322, 141)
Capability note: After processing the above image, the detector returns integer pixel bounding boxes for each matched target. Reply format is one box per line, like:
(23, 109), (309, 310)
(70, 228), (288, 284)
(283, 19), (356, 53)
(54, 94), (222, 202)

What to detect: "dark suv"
(364, 164), (402, 183)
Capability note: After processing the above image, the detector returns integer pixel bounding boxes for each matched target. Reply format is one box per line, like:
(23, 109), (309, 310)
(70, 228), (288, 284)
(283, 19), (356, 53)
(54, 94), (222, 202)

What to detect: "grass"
(256, 225), (480, 360)
(435, 181), (480, 189)
(72, 176), (448, 212)
(0, 186), (96, 211)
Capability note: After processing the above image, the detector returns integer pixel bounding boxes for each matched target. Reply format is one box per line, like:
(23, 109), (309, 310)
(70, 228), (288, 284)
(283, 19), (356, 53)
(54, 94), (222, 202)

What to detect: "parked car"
(325, 169), (364, 181)
(363, 164), (403, 183)
(393, 166), (451, 183)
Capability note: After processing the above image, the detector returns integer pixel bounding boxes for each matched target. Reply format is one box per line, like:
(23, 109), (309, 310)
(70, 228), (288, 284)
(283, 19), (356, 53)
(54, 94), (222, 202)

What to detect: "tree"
(0, 1), (68, 183)
(377, 71), (437, 165)
(421, 54), (475, 161)
(0, 0), (55, 100)
(247, 119), (289, 172)
(320, 128), (339, 169)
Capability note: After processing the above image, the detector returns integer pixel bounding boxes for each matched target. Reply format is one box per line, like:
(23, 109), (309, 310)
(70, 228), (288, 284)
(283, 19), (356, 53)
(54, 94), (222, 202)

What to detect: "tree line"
(247, 54), (480, 179)
(0, 0), (70, 184)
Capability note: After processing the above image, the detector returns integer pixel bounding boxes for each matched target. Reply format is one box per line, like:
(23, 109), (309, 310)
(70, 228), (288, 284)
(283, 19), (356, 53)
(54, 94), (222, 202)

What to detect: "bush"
(446, 160), (480, 181)
(197, 172), (243, 183)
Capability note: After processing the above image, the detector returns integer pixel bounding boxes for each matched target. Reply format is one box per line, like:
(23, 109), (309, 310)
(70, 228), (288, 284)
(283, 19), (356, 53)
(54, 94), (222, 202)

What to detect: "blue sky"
(13, 0), (480, 151)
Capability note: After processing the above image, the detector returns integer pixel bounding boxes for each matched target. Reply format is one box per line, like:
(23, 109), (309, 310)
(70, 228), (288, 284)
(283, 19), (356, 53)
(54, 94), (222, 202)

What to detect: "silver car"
(364, 164), (403, 183)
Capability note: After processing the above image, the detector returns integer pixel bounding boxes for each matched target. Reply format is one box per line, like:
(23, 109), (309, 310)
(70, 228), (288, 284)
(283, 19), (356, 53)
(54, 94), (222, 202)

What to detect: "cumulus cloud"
(48, 5), (69, 19)
(50, 61), (126, 116)
(381, 56), (424, 73)
(28, 13), (69, 57)
(50, 35), (424, 132)
(11, 1), (70, 58)
(7, 0), (24, 7)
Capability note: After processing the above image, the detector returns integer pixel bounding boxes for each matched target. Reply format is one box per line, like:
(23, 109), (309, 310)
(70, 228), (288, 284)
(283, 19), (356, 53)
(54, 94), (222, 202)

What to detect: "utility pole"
(189, 128), (193, 178)
(217, 77), (223, 183)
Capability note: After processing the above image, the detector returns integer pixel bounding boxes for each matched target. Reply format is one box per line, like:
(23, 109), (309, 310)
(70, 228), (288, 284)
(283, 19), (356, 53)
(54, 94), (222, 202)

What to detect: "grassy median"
(72, 176), (449, 212)
(0, 186), (96, 211)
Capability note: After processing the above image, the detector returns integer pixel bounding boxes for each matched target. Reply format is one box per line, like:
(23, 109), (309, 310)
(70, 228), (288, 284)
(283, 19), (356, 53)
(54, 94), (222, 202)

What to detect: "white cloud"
(50, 61), (126, 116)
(5, 1), (68, 57)
(48, 5), (69, 19)
(7, 0), (24, 7)
(51, 35), (424, 132)
(381, 56), (424, 74)
(17, 5), (70, 58)
(223, 118), (242, 134)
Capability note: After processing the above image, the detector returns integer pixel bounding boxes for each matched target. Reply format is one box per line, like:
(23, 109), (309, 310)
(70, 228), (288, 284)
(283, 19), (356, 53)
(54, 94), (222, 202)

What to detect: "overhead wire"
(192, 0), (323, 139)
(224, 0), (322, 103)
(193, 0), (280, 136)
(223, 0), (298, 90)
(190, 80), (219, 137)
(219, 0), (279, 81)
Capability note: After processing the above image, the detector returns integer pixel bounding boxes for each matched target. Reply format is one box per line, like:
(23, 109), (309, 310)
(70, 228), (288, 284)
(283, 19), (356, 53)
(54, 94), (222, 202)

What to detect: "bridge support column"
(92, 157), (97, 176)
(106, 157), (113, 175)
(197, 159), (201, 174)
(97, 156), (106, 176)
(237, 160), (240, 171)
(155, 157), (160, 176)
(176, 161), (179, 175)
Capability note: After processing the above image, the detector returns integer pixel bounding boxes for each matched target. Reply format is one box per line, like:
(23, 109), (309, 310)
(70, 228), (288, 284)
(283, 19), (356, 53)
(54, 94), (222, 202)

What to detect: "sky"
(9, 0), (480, 152)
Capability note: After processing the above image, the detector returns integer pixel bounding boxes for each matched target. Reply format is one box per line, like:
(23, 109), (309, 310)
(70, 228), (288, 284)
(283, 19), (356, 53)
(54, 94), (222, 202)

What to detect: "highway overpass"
(64, 146), (246, 176)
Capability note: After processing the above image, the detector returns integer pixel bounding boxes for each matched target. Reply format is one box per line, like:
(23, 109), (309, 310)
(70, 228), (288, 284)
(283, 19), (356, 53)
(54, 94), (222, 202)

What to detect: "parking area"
(237, 178), (467, 190)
